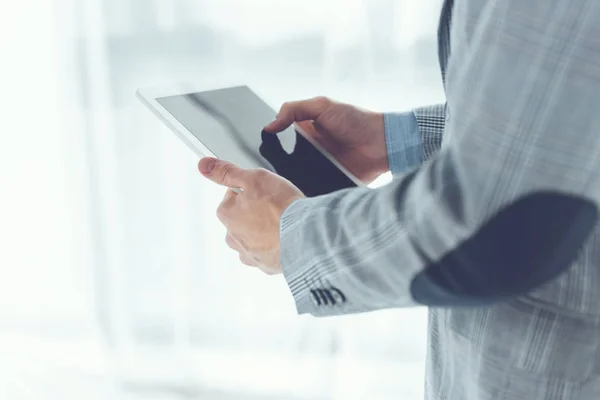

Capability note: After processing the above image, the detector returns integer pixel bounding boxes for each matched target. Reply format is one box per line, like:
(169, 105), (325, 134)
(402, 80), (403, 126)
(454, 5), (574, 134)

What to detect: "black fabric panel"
(410, 192), (598, 306)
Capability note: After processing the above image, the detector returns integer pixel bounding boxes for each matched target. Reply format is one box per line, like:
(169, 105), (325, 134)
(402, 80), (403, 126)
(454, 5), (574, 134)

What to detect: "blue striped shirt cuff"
(384, 111), (423, 175)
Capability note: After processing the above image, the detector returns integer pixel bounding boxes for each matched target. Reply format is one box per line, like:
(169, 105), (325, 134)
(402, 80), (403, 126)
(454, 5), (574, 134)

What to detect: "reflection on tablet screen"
(156, 86), (357, 197)
(259, 129), (357, 197)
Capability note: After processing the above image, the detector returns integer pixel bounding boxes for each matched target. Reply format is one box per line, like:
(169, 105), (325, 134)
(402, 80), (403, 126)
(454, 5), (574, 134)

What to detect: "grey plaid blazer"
(280, 1), (600, 398)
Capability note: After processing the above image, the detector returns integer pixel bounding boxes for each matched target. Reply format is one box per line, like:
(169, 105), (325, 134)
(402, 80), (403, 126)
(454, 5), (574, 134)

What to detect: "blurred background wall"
(0, 0), (444, 398)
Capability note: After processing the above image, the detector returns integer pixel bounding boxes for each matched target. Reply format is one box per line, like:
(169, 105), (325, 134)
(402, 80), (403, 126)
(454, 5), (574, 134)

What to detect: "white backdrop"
(0, 0), (444, 399)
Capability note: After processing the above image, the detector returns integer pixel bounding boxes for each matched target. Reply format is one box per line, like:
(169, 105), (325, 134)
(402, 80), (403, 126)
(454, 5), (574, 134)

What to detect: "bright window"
(0, 1), (444, 399)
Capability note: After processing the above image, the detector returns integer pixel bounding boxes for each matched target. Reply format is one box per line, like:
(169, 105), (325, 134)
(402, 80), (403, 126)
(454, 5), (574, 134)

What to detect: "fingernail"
(200, 158), (217, 174)
(206, 160), (216, 173)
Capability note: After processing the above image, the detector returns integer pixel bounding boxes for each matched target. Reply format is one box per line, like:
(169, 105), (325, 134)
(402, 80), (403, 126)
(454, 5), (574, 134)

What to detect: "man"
(198, 0), (600, 398)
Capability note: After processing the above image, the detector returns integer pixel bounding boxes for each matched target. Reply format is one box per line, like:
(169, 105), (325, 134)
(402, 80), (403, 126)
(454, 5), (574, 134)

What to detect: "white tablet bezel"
(136, 82), (365, 188)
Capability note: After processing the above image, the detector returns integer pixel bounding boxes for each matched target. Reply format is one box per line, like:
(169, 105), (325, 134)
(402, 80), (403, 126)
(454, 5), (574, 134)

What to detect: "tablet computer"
(136, 84), (363, 196)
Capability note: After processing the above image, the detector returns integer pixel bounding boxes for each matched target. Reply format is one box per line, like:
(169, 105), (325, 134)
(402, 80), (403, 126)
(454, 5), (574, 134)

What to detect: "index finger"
(263, 96), (332, 134)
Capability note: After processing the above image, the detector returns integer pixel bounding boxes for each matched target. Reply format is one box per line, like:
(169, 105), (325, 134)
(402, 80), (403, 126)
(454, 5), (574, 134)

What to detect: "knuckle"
(250, 168), (271, 184)
(217, 163), (233, 184)
(240, 253), (258, 267)
(255, 168), (270, 178)
(314, 96), (332, 107)
(278, 102), (290, 115)
(225, 233), (236, 249)
(216, 205), (228, 223)
(239, 254), (250, 265)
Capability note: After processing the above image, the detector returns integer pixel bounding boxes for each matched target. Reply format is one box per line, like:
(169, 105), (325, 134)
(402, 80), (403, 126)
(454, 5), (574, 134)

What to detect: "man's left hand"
(198, 157), (305, 274)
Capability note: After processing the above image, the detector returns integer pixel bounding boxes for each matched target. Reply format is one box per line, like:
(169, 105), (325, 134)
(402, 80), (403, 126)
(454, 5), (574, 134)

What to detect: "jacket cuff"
(279, 196), (355, 316)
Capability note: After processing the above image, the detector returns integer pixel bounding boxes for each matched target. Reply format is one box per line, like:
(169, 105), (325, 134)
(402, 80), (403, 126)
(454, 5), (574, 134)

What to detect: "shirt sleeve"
(384, 111), (423, 175)
(280, 0), (600, 316)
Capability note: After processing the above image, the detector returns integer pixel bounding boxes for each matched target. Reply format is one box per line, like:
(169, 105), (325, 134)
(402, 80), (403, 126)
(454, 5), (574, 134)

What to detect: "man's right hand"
(264, 97), (388, 184)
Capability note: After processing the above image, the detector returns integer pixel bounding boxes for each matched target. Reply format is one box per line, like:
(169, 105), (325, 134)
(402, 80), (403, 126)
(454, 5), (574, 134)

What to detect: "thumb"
(198, 157), (248, 188)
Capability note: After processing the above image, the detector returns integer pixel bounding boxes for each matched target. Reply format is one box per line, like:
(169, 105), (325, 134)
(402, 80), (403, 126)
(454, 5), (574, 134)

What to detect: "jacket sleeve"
(279, 0), (600, 316)
(413, 103), (446, 163)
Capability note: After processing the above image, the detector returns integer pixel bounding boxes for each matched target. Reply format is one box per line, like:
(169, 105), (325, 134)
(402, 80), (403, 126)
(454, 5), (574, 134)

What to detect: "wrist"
(375, 112), (390, 173)
(363, 112), (390, 177)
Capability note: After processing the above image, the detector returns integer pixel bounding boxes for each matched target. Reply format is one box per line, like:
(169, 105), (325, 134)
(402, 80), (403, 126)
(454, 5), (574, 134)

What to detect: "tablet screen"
(156, 86), (357, 197)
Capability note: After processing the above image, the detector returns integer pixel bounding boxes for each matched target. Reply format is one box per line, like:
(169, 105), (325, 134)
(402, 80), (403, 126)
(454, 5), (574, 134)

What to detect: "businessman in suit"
(198, 0), (600, 398)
